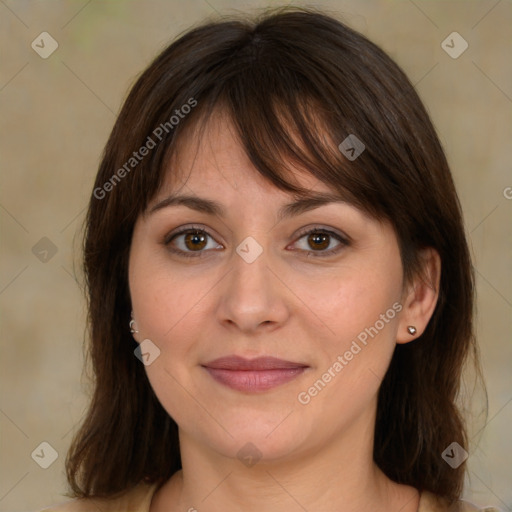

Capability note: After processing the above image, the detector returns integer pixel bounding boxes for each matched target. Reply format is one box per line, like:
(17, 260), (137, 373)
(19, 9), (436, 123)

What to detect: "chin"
(189, 411), (313, 465)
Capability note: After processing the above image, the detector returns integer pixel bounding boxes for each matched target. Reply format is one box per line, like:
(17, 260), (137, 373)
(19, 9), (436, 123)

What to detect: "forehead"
(157, 107), (332, 202)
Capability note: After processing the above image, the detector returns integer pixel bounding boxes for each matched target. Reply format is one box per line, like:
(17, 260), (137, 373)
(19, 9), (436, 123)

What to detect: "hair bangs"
(157, 64), (392, 228)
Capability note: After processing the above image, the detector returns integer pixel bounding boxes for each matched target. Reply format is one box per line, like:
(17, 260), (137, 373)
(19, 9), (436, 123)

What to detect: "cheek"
(298, 264), (402, 399)
(299, 263), (401, 346)
(130, 269), (204, 422)
(296, 293), (400, 430)
(129, 251), (200, 341)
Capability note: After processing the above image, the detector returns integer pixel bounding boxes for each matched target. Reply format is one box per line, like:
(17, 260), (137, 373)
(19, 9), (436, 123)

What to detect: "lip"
(203, 355), (308, 371)
(202, 356), (309, 392)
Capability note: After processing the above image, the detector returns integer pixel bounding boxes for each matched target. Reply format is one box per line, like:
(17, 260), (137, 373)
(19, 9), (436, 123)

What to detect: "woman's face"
(128, 111), (409, 464)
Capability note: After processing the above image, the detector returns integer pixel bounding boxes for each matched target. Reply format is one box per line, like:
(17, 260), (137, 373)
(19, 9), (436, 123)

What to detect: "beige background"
(1, 1), (511, 511)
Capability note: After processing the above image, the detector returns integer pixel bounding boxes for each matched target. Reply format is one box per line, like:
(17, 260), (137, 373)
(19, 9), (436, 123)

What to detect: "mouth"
(201, 355), (309, 393)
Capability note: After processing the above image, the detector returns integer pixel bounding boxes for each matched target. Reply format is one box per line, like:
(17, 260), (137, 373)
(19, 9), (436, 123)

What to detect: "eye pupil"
(185, 231), (207, 251)
(309, 233), (329, 250)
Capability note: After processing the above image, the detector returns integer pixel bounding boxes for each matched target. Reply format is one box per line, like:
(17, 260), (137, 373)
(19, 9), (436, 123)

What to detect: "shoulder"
(38, 482), (160, 512)
(419, 490), (502, 512)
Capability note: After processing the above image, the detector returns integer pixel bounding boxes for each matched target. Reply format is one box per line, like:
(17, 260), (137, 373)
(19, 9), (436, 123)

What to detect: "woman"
(41, 6), (496, 512)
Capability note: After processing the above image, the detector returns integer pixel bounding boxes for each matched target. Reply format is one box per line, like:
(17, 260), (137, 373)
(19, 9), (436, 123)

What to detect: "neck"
(150, 408), (419, 512)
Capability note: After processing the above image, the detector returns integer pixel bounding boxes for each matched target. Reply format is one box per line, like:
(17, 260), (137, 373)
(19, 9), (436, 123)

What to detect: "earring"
(407, 326), (417, 335)
(129, 311), (139, 334)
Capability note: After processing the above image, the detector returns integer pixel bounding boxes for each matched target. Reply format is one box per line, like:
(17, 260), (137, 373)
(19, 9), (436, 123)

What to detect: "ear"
(396, 247), (441, 344)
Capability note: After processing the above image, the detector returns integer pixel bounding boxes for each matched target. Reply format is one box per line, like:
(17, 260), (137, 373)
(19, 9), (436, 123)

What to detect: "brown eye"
(307, 232), (330, 251)
(164, 225), (349, 259)
(183, 231), (208, 251)
(292, 227), (349, 257)
(165, 227), (222, 258)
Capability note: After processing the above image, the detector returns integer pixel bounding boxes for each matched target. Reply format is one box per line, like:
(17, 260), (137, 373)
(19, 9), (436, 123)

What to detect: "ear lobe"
(396, 247), (441, 344)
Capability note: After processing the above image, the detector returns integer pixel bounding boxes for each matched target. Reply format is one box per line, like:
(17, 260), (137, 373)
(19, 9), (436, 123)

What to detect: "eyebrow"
(148, 192), (349, 221)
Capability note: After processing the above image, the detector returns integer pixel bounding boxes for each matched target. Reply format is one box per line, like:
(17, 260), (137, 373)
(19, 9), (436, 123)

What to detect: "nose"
(216, 242), (290, 334)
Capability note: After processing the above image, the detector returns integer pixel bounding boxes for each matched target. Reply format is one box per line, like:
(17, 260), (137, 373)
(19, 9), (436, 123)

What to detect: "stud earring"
(129, 311), (139, 334)
(407, 326), (417, 335)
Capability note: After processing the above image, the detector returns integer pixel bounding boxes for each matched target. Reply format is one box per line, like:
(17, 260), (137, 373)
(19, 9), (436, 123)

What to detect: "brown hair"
(66, 5), (485, 504)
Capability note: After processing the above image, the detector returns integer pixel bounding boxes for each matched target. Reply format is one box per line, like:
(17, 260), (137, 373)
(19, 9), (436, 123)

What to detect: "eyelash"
(163, 224), (350, 259)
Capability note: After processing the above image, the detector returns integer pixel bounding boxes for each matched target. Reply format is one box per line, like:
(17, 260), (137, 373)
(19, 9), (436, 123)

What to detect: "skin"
(128, 109), (441, 512)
